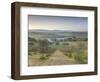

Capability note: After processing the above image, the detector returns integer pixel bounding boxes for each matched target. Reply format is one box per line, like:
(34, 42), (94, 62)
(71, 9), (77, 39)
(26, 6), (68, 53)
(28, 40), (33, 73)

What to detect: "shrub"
(71, 42), (87, 63)
(28, 52), (32, 56)
(40, 55), (46, 60)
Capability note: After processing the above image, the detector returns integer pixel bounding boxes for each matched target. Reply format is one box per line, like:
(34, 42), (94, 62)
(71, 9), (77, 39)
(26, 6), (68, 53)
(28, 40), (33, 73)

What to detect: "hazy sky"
(28, 15), (88, 32)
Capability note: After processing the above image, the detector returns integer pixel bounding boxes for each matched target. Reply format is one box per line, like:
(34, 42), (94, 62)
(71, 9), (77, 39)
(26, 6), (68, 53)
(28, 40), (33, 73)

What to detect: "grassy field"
(28, 30), (88, 66)
(28, 41), (87, 66)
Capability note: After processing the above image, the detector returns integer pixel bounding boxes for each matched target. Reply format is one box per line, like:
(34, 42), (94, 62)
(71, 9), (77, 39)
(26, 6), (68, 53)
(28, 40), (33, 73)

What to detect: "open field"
(28, 30), (88, 66)
(28, 50), (78, 66)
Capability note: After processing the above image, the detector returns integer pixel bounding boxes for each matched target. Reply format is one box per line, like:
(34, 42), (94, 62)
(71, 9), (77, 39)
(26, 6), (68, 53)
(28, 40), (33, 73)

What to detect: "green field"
(28, 30), (88, 66)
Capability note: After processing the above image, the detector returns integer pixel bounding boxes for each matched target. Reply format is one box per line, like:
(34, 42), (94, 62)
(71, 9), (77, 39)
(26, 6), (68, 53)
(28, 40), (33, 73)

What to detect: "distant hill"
(28, 29), (87, 40)
(29, 29), (87, 33)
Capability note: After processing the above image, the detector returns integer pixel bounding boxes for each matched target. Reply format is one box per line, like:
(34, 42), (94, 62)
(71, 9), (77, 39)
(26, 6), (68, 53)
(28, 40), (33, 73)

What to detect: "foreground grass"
(28, 41), (87, 66)
(28, 50), (78, 66)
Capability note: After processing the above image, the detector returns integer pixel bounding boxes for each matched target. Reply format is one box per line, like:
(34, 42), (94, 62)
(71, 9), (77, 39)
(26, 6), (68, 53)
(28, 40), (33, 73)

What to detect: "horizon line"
(28, 29), (87, 32)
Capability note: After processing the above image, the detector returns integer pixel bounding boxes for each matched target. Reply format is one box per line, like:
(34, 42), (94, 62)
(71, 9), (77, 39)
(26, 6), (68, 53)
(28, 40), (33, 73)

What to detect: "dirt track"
(42, 50), (77, 65)
(28, 50), (77, 66)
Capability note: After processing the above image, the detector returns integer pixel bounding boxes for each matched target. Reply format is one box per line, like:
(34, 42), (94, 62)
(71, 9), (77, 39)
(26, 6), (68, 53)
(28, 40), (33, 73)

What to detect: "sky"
(28, 15), (88, 32)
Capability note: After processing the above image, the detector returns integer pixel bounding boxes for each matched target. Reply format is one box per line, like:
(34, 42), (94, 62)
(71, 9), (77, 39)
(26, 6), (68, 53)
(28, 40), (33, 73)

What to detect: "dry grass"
(28, 50), (78, 66)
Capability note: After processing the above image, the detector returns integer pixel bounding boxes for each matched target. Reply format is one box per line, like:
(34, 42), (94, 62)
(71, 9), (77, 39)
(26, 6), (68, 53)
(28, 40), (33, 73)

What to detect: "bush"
(74, 54), (85, 64)
(62, 45), (74, 58)
(40, 55), (46, 60)
(56, 42), (59, 45)
(63, 43), (69, 45)
(70, 42), (87, 63)
(28, 52), (32, 56)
